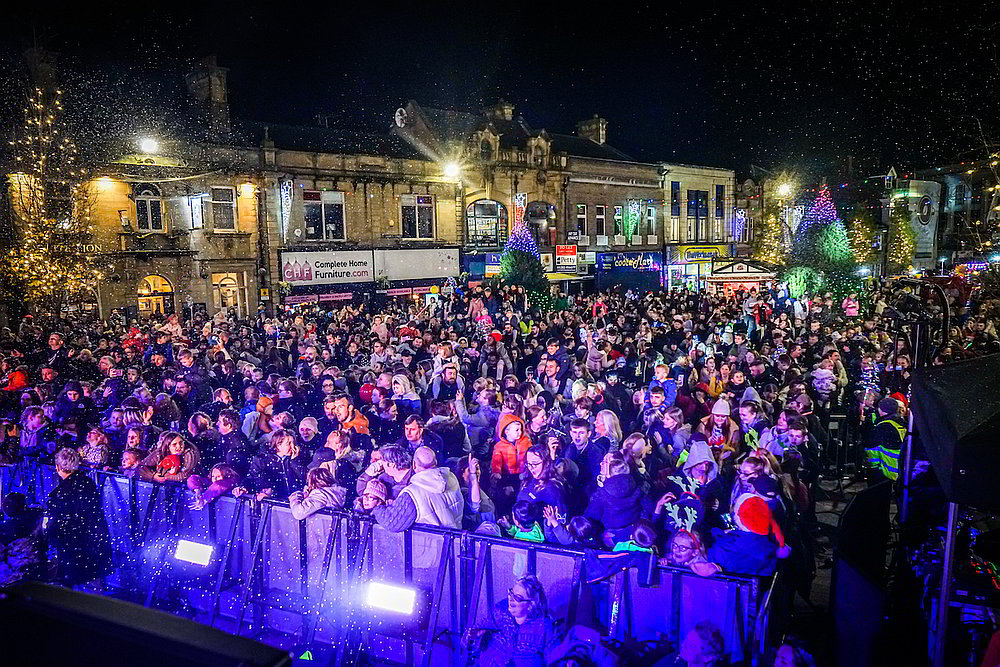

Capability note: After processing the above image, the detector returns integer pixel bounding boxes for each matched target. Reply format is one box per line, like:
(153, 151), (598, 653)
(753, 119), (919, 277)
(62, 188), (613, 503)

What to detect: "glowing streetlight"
(139, 137), (159, 154)
(443, 162), (460, 180)
(777, 183), (792, 197)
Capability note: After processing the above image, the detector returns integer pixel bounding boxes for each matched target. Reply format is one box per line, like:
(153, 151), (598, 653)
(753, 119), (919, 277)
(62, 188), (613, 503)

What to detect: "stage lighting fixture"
(364, 582), (416, 615)
(173, 539), (214, 566)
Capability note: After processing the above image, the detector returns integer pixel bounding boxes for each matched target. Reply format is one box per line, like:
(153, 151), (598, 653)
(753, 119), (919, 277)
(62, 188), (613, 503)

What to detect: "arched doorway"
(212, 272), (248, 317)
(137, 274), (175, 317)
(466, 199), (508, 249)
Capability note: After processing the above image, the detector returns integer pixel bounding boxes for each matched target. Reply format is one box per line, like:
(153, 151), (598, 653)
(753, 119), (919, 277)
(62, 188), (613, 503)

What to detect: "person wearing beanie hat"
(696, 398), (742, 460)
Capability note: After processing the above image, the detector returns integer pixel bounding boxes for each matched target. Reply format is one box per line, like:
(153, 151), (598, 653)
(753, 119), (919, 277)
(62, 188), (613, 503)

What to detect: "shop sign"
(541, 253), (554, 272)
(679, 245), (727, 263)
(485, 252), (503, 277)
(580, 252), (597, 264)
(412, 286), (433, 294)
(598, 252), (662, 272)
(318, 292), (353, 301)
(285, 295), (318, 305)
(385, 287), (412, 296)
(555, 245), (578, 271)
(281, 250), (375, 286)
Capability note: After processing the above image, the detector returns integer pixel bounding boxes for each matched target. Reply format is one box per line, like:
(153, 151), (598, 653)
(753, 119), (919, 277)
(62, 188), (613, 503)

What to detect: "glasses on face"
(507, 587), (528, 603)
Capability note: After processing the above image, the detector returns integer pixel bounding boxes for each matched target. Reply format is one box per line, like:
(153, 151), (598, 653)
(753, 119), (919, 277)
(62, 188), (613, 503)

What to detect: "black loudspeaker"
(911, 355), (1000, 511)
(0, 582), (291, 667)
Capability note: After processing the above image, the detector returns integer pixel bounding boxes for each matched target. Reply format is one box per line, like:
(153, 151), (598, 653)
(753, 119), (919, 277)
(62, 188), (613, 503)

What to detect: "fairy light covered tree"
(752, 201), (786, 264)
(500, 222), (551, 310)
(848, 212), (876, 265)
(4, 86), (102, 314)
(887, 202), (916, 274)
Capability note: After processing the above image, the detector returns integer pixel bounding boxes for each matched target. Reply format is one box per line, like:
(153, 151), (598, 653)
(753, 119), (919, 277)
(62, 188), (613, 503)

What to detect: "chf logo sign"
(917, 195), (933, 225)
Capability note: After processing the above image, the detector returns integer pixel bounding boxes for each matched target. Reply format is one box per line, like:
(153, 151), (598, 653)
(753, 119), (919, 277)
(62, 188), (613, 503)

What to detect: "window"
(189, 195), (205, 230)
(576, 204), (587, 236)
(595, 205), (606, 236)
(466, 199), (508, 247)
(670, 218), (680, 243)
(401, 194), (434, 239)
(210, 187), (236, 231)
(715, 184), (725, 218)
(613, 206), (624, 236)
(134, 184), (164, 232)
(645, 206), (656, 236)
(671, 181), (681, 217)
(304, 190), (346, 241)
(687, 190), (709, 241)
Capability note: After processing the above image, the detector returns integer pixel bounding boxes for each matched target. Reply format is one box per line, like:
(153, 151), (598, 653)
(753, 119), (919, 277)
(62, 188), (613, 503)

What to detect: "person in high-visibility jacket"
(865, 397), (907, 481)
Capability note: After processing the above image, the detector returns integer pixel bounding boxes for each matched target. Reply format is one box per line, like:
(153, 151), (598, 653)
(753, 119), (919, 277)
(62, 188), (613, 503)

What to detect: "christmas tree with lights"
(784, 185), (861, 298)
(3, 86), (103, 315)
(500, 222), (551, 310)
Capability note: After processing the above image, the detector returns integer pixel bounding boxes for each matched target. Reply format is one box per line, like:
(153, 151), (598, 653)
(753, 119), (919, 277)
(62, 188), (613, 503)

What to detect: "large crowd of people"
(0, 275), (996, 665)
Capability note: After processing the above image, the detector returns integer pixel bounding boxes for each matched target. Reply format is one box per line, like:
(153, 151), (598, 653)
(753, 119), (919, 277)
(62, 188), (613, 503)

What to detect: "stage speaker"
(911, 355), (1000, 511)
(0, 581), (291, 667)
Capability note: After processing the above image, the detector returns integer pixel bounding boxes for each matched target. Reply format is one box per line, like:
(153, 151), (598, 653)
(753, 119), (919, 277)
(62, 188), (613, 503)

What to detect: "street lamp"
(138, 137), (159, 154)
(443, 162), (460, 180)
(777, 183), (792, 197)
(938, 256), (948, 273)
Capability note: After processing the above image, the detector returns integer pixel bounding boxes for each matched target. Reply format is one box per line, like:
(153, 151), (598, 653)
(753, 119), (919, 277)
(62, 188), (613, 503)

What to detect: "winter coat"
(584, 474), (648, 539)
(46, 472), (113, 585)
(248, 451), (309, 499)
(399, 466), (464, 529)
(516, 477), (568, 515)
(289, 485), (347, 520)
(424, 414), (470, 460)
(221, 429), (255, 477)
(696, 415), (742, 460)
(139, 442), (200, 483)
(491, 414), (533, 476)
(479, 601), (561, 667)
(19, 422), (58, 461)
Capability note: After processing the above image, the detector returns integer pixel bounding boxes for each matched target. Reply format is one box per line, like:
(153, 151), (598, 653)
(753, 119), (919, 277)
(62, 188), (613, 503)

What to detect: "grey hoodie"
(682, 440), (719, 483)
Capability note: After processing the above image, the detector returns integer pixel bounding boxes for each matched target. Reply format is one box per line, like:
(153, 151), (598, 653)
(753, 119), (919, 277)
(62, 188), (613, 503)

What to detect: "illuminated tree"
(500, 222), (551, 310)
(848, 212), (876, 264)
(784, 185), (861, 298)
(887, 201), (916, 274)
(4, 86), (102, 314)
(752, 202), (786, 265)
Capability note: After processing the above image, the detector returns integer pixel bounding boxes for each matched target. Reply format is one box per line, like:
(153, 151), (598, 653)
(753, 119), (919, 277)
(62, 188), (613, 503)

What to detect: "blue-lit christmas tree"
(500, 222), (551, 310)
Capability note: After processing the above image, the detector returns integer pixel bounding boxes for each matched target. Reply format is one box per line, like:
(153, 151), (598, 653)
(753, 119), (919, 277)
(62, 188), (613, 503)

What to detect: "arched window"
(133, 183), (164, 232)
(466, 199), (508, 249)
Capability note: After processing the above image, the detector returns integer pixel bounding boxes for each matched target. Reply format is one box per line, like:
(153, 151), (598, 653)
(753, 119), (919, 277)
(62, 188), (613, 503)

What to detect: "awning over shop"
(546, 272), (594, 282)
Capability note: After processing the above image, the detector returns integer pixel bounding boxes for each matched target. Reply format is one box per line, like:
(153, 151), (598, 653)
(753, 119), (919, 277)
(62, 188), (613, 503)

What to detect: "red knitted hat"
(733, 493), (785, 548)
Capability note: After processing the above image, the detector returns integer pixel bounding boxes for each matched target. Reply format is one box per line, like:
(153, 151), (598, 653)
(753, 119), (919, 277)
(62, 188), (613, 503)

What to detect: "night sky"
(3, 3), (999, 178)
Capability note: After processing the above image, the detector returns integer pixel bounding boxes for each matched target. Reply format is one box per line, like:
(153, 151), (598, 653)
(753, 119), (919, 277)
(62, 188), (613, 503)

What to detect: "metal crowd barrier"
(1, 463), (775, 665)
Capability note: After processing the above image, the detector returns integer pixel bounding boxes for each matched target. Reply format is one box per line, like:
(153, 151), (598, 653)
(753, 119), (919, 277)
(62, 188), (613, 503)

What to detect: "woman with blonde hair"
(594, 409), (622, 449)
(391, 373), (422, 417)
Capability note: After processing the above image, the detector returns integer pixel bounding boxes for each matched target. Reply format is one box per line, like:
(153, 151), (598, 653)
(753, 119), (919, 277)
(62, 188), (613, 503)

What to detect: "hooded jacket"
(584, 473), (647, 533)
(490, 414), (533, 476)
(696, 414), (742, 459)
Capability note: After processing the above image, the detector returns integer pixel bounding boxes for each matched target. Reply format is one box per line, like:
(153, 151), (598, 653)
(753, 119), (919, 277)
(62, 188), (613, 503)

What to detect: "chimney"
(484, 99), (514, 121)
(577, 115), (607, 145)
(186, 55), (230, 141)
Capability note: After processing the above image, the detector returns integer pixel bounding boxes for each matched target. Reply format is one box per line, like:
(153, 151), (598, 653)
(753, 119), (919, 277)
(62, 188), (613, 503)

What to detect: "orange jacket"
(491, 414), (532, 476)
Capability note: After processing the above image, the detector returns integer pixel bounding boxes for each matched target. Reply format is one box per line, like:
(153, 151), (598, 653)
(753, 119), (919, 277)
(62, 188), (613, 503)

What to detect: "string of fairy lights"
(5, 87), (103, 308)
